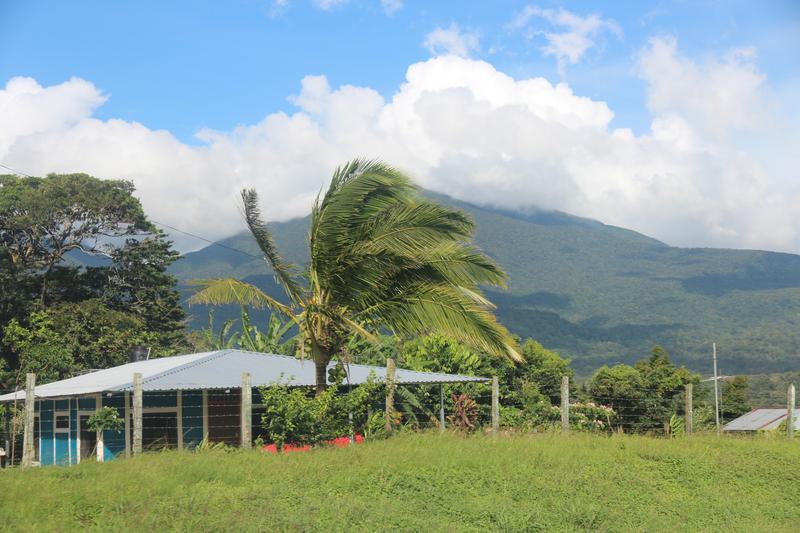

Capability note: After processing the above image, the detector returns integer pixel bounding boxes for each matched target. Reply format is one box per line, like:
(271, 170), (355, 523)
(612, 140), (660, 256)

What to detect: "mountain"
(170, 194), (800, 376)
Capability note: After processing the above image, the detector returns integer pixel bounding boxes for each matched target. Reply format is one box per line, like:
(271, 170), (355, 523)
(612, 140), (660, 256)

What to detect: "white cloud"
(312, 0), (348, 11)
(511, 5), (621, 72)
(380, 0), (402, 16)
(638, 37), (767, 138)
(1, 44), (797, 254)
(423, 24), (479, 58)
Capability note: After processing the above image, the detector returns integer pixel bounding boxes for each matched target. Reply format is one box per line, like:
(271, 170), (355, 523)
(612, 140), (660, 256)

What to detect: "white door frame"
(75, 409), (97, 464)
(53, 410), (71, 465)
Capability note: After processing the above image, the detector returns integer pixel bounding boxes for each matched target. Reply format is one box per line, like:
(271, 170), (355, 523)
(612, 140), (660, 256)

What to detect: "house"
(0, 349), (487, 466)
(723, 408), (800, 432)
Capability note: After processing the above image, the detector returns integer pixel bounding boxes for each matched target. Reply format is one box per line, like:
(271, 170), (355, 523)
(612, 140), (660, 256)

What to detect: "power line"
(0, 162), (261, 260)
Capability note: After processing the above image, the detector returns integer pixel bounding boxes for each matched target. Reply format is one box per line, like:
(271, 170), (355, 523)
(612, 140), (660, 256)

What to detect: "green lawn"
(1, 433), (799, 532)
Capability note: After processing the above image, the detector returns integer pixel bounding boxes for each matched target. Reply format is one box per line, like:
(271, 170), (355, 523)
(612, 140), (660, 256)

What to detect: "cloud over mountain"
(1, 39), (797, 253)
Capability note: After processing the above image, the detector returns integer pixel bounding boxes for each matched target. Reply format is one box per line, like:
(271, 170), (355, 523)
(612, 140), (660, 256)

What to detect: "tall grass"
(1, 433), (798, 531)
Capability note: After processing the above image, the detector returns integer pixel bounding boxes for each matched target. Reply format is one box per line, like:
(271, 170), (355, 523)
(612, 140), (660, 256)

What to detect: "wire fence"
(1, 378), (797, 467)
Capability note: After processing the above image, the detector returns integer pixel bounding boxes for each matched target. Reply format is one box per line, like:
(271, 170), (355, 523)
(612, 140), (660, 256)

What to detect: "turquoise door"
(54, 412), (70, 465)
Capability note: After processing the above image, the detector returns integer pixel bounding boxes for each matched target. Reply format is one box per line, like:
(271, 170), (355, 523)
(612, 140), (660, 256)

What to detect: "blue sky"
(3, 0), (797, 140)
(1, 1), (799, 252)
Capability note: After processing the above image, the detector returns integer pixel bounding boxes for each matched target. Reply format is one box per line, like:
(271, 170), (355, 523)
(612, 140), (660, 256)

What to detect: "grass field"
(1, 433), (799, 532)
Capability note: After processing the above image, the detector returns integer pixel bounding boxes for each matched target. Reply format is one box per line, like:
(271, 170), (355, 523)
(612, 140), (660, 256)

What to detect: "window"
(128, 411), (179, 450)
(55, 415), (69, 430)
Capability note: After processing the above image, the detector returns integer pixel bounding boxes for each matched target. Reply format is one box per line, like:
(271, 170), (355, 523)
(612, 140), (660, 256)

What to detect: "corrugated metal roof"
(723, 408), (800, 431)
(0, 349), (489, 401)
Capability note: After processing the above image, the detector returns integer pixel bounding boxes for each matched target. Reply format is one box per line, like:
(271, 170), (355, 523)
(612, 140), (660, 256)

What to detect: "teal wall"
(39, 400), (54, 465)
(30, 387), (257, 466)
(102, 392), (127, 459)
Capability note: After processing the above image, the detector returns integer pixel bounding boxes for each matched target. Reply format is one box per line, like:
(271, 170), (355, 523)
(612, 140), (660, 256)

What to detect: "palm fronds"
(187, 278), (295, 318)
(240, 189), (303, 304)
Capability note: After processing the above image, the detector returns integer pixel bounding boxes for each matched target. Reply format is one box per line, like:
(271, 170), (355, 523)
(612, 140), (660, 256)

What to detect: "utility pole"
(712, 343), (720, 436)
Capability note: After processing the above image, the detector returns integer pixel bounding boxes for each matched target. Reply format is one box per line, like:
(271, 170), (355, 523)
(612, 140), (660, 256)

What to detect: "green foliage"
(258, 374), (382, 449)
(173, 191), (800, 376)
(104, 234), (186, 351)
(192, 308), (296, 355)
(3, 299), (157, 383)
(744, 371), (800, 408)
(587, 346), (698, 432)
(402, 334), (482, 375)
(721, 376), (751, 420)
(0, 173), (188, 388)
(86, 407), (124, 433)
(2, 434), (799, 531)
(189, 159), (521, 393)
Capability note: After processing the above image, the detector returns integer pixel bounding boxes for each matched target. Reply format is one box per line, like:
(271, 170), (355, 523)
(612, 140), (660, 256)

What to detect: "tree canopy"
(0, 173), (186, 389)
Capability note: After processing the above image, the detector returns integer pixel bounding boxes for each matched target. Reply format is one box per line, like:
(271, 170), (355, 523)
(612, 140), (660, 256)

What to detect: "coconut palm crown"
(189, 159), (521, 393)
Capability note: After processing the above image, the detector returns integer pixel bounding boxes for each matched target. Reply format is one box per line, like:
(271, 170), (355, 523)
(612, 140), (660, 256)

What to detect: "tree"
(3, 299), (157, 383)
(0, 173), (151, 305)
(190, 159), (521, 394)
(104, 234), (186, 351)
(721, 376), (751, 420)
(0, 173), (188, 387)
(587, 346), (698, 432)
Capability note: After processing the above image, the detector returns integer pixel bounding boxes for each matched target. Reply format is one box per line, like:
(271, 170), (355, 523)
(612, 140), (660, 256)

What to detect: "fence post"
(439, 384), (446, 432)
(21, 373), (36, 467)
(385, 358), (396, 434)
(95, 393), (104, 462)
(788, 384), (796, 440)
(560, 375), (569, 434)
(685, 384), (693, 435)
(241, 372), (252, 449)
(491, 376), (500, 435)
(132, 373), (143, 455)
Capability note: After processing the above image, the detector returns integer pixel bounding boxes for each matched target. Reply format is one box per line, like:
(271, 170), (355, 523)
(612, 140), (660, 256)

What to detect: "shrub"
(258, 373), (382, 449)
(86, 407), (124, 433)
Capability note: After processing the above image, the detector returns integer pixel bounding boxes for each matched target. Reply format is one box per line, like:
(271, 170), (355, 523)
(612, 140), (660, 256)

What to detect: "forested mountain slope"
(170, 194), (800, 376)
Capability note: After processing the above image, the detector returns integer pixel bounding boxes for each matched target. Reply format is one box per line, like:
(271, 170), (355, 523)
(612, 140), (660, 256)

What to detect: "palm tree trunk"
(314, 359), (328, 396)
(311, 342), (331, 396)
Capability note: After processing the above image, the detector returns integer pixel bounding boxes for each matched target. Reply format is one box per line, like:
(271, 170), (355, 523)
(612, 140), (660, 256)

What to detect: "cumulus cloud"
(312, 0), (348, 11)
(423, 24), (479, 58)
(1, 41), (797, 254)
(638, 37), (767, 138)
(511, 5), (621, 72)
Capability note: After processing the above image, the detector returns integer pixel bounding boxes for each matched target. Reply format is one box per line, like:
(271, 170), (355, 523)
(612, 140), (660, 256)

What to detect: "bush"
(258, 373), (382, 449)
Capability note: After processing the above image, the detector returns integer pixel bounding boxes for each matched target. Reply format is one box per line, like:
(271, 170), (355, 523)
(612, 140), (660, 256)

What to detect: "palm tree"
(189, 159), (521, 394)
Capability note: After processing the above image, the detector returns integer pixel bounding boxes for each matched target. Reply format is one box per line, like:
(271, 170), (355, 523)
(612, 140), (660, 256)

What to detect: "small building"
(723, 408), (800, 432)
(0, 349), (486, 466)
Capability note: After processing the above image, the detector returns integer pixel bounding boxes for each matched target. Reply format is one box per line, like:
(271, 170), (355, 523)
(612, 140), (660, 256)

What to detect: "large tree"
(0, 173), (187, 387)
(190, 159), (521, 393)
(0, 173), (151, 305)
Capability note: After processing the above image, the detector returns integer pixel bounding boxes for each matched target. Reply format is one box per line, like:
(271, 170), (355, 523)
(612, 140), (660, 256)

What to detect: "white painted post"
(95, 393), (104, 462)
(685, 384), (693, 435)
(385, 358), (396, 434)
(712, 343), (720, 436)
(561, 376), (569, 434)
(124, 391), (131, 458)
(788, 384), (796, 440)
(491, 376), (499, 435)
(132, 373), (143, 455)
(241, 373), (252, 449)
(21, 373), (36, 468)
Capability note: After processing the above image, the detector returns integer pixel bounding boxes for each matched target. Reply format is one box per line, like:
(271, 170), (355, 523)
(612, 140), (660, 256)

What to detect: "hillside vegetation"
(1, 433), (798, 531)
(171, 193), (800, 376)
